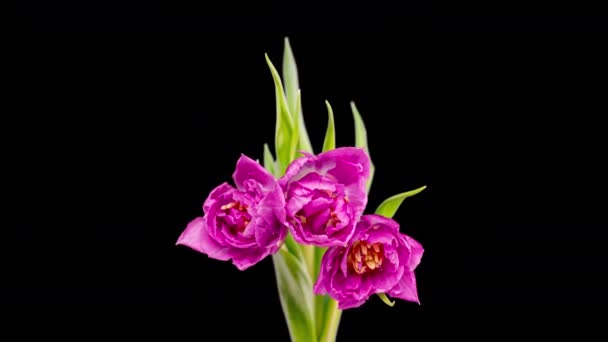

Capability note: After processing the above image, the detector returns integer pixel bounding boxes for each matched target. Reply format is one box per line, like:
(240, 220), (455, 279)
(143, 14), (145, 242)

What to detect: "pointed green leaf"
(282, 37), (299, 120)
(282, 38), (313, 153)
(272, 249), (316, 342)
(263, 143), (277, 177)
(266, 53), (296, 174)
(351, 101), (375, 191)
(375, 186), (427, 218)
(290, 90), (302, 161)
(377, 293), (395, 307)
(322, 100), (336, 152)
(350, 101), (367, 148)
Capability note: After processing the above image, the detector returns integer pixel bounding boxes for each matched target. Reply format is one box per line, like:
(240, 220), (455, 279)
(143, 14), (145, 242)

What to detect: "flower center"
(220, 201), (250, 233)
(326, 210), (341, 228)
(347, 240), (384, 275)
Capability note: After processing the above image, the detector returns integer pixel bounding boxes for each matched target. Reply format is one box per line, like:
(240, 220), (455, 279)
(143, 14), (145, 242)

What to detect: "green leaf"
(282, 38), (299, 120)
(272, 249), (316, 342)
(290, 90), (302, 161)
(351, 101), (375, 192)
(266, 53), (296, 174)
(263, 143), (277, 177)
(322, 100), (336, 152)
(375, 185), (427, 218)
(282, 38), (313, 154)
(377, 293), (395, 307)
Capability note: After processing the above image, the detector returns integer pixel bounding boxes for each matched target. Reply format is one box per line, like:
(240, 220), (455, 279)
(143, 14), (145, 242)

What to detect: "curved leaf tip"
(375, 186), (427, 218)
(377, 293), (396, 307)
(322, 100), (336, 152)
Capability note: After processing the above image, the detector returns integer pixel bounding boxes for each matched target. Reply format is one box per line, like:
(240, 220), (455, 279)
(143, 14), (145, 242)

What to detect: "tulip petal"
(233, 155), (276, 192)
(231, 247), (270, 271)
(337, 298), (366, 310)
(254, 208), (286, 248)
(404, 235), (424, 270)
(176, 217), (231, 261)
(388, 269), (420, 304)
(279, 156), (308, 189)
(318, 147), (370, 182)
(203, 183), (234, 213)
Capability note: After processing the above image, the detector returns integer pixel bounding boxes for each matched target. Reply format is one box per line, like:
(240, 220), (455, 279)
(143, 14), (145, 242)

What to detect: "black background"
(6, 2), (608, 338)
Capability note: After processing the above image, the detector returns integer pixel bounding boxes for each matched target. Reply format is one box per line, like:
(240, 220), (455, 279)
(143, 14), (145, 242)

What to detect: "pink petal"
(230, 247), (270, 271)
(337, 298), (367, 310)
(203, 183), (234, 213)
(388, 270), (420, 304)
(314, 247), (341, 295)
(176, 217), (231, 261)
(404, 235), (424, 270)
(253, 211), (286, 248)
(233, 155), (276, 192)
(279, 156), (309, 189)
(360, 214), (400, 232)
(318, 147), (370, 182)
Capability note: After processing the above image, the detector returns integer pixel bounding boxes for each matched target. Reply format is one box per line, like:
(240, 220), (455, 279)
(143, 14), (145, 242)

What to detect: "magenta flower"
(279, 147), (370, 247)
(313, 214), (423, 309)
(176, 155), (287, 270)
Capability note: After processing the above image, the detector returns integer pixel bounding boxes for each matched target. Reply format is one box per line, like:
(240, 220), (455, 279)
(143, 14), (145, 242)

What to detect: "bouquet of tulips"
(177, 39), (425, 341)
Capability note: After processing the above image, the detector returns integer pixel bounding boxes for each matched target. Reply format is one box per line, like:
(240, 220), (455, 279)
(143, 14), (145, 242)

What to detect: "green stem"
(314, 294), (328, 338)
(272, 249), (317, 342)
(312, 246), (326, 282)
(312, 246), (329, 338)
(301, 244), (315, 279)
(319, 298), (342, 342)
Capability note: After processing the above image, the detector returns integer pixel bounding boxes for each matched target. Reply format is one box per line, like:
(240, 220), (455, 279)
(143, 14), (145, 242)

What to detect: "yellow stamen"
(221, 202), (237, 210)
(372, 243), (381, 253)
(348, 240), (384, 275)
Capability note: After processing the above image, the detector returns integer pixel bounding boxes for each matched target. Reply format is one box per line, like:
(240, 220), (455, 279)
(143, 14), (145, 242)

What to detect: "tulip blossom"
(279, 147), (370, 247)
(177, 155), (287, 270)
(314, 214), (423, 309)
